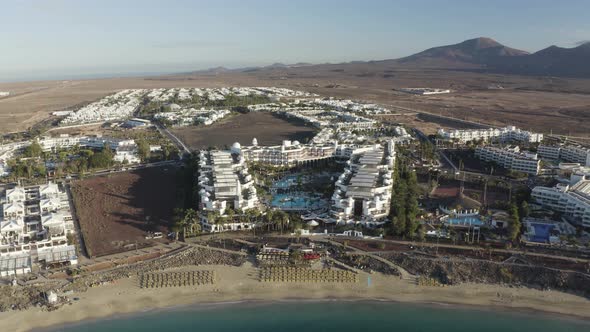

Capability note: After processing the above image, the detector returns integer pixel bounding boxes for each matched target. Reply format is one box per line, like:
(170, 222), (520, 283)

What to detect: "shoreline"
(2, 264), (590, 332)
(35, 297), (590, 332)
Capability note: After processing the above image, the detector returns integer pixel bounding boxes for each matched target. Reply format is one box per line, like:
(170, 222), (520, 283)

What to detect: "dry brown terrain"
(2, 66), (590, 136)
(171, 112), (317, 149)
(71, 166), (178, 257)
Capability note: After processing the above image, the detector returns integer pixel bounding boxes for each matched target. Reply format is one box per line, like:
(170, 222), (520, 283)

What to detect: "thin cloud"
(575, 40), (590, 46)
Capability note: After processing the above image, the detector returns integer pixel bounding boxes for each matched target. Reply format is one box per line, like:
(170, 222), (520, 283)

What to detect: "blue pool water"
(271, 194), (323, 210)
(273, 176), (299, 189)
(446, 216), (484, 227)
(529, 223), (555, 243)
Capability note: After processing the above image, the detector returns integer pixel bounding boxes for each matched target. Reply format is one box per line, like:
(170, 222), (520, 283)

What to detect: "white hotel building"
(532, 179), (590, 230)
(239, 139), (337, 167)
(1, 183), (77, 277)
(475, 146), (541, 175)
(197, 149), (259, 232)
(330, 141), (396, 226)
(437, 126), (543, 143)
(538, 144), (590, 167)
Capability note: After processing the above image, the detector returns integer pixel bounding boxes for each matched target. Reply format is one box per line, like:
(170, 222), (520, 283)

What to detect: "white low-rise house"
(60, 89), (146, 125)
(280, 108), (376, 130)
(5, 187), (26, 203)
(3, 202), (25, 219)
(330, 140), (396, 226)
(475, 146), (540, 175)
(532, 178), (590, 230)
(154, 108), (230, 127)
(438, 126), (543, 143)
(313, 98), (391, 115)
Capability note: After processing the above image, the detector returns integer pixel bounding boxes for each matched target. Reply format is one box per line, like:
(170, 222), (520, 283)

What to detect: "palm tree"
(264, 210), (275, 231)
(183, 209), (200, 237)
(172, 208), (187, 241)
(278, 212), (289, 234)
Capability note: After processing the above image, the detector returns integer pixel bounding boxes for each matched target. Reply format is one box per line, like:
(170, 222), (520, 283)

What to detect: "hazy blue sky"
(2, 0), (589, 81)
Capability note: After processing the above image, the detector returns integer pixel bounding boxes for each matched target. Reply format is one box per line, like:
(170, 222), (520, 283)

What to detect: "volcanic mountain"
(186, 37), (590, 78)
(395, 37), (529, 68)
(493, 42), (590, 77)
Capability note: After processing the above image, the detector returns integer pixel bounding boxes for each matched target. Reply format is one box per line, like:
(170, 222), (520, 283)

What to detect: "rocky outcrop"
(379, 252), (590, 297)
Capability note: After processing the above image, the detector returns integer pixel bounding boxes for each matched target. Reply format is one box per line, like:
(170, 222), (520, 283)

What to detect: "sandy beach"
(1, 262), (589, 332)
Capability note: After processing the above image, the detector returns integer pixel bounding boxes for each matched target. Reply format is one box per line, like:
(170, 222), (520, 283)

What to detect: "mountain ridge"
(184, 37), (590, 78)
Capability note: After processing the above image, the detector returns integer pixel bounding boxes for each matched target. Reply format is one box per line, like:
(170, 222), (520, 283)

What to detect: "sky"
(1, 0), (589, 81)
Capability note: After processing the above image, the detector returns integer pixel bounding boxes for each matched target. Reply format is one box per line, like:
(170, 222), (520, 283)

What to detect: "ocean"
(42, 301), (590, 332)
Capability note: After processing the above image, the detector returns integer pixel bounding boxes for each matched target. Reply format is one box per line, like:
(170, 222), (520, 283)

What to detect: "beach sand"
(2, 263), (589, 332)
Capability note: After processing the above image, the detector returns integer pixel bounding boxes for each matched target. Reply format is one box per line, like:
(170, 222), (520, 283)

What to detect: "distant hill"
(382, 37), (590, 78)
(184, 37), (590, 79)
(396, 37), (529, 67)
(493, 42), (590, 77)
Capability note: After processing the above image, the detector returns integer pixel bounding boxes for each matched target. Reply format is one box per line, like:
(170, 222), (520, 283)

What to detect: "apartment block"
(475, 146), (540, 175)
(438, 126), (543, 143)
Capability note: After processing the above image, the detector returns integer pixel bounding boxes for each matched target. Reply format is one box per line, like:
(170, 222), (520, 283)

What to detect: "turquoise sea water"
(42, 301), (590, 332)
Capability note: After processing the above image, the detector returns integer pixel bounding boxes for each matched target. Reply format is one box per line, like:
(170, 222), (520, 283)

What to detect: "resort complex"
(1, 183), (77, 276)
(59, 87), (318, 126)
(1, 84), (590, 328)
(5, 3), (590, 329)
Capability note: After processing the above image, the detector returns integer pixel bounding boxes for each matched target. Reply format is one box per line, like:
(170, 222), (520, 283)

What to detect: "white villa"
(0, 183), (77, 276)
(154, 108), (230, 127)
(280, 108), (376, 130)
(330, 140), (396, 226)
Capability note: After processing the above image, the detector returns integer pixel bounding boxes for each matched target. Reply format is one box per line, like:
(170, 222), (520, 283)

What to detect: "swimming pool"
(528, 223), (555, 243)
(446, 216), (484, 227)
(273, 176), (299, 189)
(271, 194), (324, 210)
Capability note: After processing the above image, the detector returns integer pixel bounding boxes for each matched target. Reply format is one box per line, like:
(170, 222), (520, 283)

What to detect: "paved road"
(155, 123), (191, 157)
